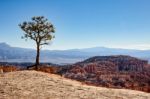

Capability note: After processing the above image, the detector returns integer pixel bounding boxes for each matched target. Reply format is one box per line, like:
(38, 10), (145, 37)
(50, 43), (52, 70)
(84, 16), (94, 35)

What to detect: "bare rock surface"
(0, 70), (149, 99)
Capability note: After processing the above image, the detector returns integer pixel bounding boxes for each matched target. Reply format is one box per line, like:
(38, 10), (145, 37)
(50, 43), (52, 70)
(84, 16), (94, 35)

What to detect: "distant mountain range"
(0, 42), (150, 64)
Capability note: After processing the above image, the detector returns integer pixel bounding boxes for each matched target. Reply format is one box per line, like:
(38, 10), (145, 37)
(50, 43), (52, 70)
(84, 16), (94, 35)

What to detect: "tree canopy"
(19, 16), (55, 46)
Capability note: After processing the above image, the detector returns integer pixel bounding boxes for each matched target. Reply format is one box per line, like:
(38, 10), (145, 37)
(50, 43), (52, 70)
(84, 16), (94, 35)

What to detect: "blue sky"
(0, 0), (150, 50)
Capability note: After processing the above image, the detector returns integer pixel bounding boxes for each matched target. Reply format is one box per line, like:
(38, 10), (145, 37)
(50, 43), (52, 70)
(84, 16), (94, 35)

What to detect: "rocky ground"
(0, 70), (150, 99)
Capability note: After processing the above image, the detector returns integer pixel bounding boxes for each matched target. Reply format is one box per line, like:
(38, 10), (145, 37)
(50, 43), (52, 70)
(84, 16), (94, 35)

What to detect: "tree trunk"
(35, 43), (40, 70)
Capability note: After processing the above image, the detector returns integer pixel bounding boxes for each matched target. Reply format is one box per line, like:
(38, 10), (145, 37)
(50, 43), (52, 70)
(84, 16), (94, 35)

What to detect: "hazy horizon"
(0, 0), (150, 50)
(1, 42), (150, 51)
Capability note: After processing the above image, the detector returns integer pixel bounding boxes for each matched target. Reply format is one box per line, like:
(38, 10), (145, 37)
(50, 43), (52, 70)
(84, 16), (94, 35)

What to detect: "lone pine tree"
(19, 16), (55, 70)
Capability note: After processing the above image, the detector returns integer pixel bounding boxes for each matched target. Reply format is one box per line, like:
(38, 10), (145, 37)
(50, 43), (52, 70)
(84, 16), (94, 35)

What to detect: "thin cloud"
(110, 44), (150, 50)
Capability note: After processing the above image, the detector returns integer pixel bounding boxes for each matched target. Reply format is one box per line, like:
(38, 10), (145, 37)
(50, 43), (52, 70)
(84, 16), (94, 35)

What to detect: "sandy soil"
(0, 70), (150, 99)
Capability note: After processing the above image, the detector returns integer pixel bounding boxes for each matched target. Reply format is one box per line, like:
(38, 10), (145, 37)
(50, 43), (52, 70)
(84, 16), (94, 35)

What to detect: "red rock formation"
(61, 55), (150, 93)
